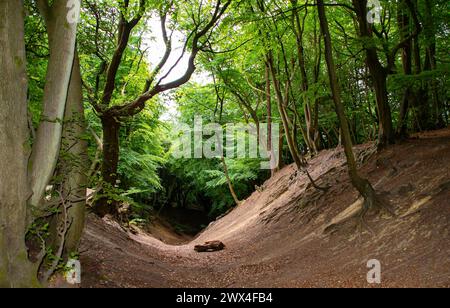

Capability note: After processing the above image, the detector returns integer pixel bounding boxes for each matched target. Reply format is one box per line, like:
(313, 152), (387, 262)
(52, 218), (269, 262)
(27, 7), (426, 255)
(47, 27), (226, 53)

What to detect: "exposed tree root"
(324, 190), (396, 235)
(303, 167), (330, 192)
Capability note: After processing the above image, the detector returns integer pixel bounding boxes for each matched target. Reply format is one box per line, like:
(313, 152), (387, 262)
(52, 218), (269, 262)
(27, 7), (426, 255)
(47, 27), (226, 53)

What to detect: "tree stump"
(194, 241), (225, 253)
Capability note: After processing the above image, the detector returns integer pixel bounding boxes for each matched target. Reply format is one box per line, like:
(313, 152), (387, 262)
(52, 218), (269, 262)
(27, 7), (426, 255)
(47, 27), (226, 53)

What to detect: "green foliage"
(118, 115), (168, 197)
(166, 156), (264, 217)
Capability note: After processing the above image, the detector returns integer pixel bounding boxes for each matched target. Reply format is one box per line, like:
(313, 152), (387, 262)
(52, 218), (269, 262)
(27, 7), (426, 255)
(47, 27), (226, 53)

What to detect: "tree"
(318, 0), (391, 224)
(30, 0), (80, 209)
(0, 0), (40, 288)
(351, 0), (396, 148)
(52, 54), (88, 258)
(83, 0), (232, 216)
(0, 0), (82, 287)
(396, 0), (414, 137)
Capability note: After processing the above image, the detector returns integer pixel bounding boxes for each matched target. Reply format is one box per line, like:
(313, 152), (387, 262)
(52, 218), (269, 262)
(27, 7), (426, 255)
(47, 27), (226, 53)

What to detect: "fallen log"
(194, 241), (225, 253)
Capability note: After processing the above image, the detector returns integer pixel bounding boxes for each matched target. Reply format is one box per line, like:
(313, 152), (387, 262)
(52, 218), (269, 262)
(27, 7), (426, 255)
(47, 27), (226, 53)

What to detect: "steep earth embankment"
(79, 129), (450, 288)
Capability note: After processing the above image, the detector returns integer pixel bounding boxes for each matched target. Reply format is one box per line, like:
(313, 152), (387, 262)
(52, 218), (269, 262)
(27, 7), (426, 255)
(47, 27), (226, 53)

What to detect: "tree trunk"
(29, 0), (79, 209)
(267, 56), (326, 190)
(397, 0), (413, 138)
(221, 156), (241, 206)
(423, 0), (444, 128)
(0, 0), (40, 288)
(371, 61), (395, 147)
(352, 0), (395, 148)
(95, 115), (121, 217)
(265, 62), (278, 175)
(318, 0), (377, 210)
(304, 102), (318, 154)
(291, 1), (318, 155)
(54, 53), (88, 256)
(412, 35), (430, 131)
(278, 126), (285, 170)
(267, 57), (305, 170)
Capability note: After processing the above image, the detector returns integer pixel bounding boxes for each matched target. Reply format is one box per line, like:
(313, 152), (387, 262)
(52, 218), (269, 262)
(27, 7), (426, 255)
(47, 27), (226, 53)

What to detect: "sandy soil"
(79, 128), (450, 288)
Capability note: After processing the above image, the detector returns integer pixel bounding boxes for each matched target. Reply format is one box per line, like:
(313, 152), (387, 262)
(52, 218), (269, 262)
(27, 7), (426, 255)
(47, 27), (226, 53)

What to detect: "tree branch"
(387, 0), (422, 71)
(146, 7), (173, 90)
(113, 0), (232, 116)
(101, 0), (147, 106)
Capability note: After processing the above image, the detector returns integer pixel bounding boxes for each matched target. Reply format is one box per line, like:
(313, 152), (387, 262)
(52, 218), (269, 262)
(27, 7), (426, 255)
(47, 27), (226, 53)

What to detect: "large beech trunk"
(29, 0), (79, 210)
(0, 0), (40, 288)
(53, 54), (88, 256)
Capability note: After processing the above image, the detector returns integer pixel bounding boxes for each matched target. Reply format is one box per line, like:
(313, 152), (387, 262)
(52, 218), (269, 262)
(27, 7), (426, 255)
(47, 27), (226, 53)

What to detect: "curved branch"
(113, 0), (232, 116)
(146, 10), (173, 90)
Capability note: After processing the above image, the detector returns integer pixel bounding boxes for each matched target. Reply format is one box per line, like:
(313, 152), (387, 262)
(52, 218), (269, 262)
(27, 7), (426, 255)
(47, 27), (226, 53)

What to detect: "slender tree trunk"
(221, 156), (241, 206)
(29, 0), (79, 209)
(313, 98), (320, 150)
(267, 57), (304, 170)
(312, 19), (323, 152)
(304, 102), (318, 154)
(397, 88), (411, 138)
(412, 35), (430, 131)
(268, 56), (326, 190)
(423, 0), (444, 128)
(397, 0), (413, 138)
(265, 62), (277, 175)
(95, 115), (121, 217)
(0, 0), (40, 288)
(291, 1), (318, 155)
(278, 126), (285, 170)
(318, 0), (377, 210)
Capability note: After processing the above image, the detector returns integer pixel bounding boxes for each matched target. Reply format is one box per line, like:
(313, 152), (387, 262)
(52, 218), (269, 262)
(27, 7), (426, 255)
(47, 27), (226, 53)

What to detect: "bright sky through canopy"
(144, 17), (211, 121)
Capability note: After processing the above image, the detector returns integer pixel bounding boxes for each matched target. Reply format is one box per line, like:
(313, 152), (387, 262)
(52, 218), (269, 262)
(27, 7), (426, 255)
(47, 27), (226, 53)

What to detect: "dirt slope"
(80, 129), (450, 288)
